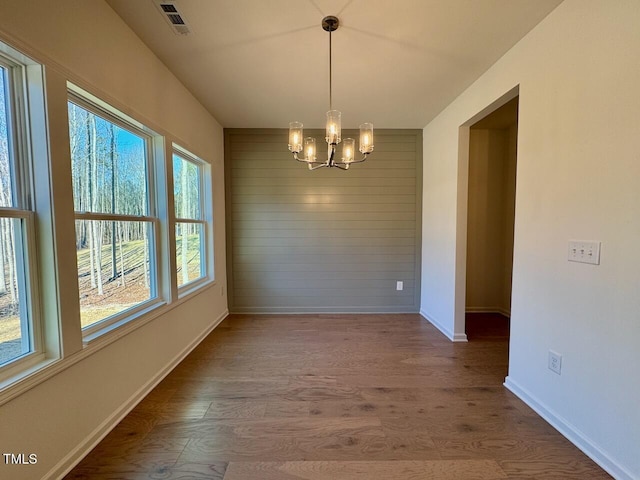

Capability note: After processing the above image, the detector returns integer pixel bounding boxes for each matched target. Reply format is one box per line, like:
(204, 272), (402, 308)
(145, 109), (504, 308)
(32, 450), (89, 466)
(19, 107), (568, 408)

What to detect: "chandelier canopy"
(288, 16), (374, 170)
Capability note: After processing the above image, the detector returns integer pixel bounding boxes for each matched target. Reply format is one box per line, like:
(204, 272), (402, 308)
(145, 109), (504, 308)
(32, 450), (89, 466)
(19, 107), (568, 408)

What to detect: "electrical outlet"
(396, 281), (403, 291)
(548, 351), (562, 375)
(568, 240), (600, 265)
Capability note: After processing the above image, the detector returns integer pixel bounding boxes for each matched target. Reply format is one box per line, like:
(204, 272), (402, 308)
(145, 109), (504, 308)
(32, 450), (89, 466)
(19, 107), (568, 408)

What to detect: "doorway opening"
(464, 97), (518, 345)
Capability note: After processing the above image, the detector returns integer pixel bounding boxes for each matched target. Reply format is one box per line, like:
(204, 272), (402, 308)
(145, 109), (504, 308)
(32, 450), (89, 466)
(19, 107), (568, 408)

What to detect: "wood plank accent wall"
(224, 129), (422, 313)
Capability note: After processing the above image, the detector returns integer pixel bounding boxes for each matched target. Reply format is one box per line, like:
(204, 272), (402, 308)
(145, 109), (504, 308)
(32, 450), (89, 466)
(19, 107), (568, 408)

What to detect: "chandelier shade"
(288, 122), (303, 153)
(359, 123), (374, 154)
(288, 16), (373, 170)
(326, 110), (341, 145)
(342, 138), (355, 163)
(304, 137), (316, 162)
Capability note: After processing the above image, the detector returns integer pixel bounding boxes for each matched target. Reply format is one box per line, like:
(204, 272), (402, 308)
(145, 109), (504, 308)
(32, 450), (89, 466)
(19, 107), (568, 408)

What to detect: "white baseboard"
(504, 376), (634, 480)
(420, 310), (468, 342)
(48, 310), (228, 480)
(230, 307), (419, 314)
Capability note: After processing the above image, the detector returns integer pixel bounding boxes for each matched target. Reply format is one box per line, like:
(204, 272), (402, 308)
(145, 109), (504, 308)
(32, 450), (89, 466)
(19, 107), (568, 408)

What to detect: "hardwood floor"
(64, 314), (611, 479)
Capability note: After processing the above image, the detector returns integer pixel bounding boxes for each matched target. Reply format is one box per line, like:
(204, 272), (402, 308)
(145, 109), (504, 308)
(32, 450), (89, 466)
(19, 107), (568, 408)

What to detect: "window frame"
(0, 52), (44, 378)
(67, 88), (165, 340)
(0, 32), (221, 400)
(172, 145), (212, 295)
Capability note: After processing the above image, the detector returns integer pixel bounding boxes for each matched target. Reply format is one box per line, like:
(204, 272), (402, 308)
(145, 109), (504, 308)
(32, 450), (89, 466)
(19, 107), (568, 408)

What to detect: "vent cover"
(159, 4), (177, 13)
(153, 0), (191, 35)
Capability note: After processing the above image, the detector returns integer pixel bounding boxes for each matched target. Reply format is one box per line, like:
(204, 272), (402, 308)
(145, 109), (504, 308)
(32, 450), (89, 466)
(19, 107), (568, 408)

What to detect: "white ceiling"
(106, 0), (562, 129)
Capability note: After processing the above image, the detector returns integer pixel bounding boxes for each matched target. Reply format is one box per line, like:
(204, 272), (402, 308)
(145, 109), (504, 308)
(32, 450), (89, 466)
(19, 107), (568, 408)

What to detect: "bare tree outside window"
(173, 153), (205, 288)
(68, 100), (155, 330)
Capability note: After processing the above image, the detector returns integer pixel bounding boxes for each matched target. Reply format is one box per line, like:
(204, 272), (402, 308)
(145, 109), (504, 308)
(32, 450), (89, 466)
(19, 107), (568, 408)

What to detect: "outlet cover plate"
(548, 350), (562, 375)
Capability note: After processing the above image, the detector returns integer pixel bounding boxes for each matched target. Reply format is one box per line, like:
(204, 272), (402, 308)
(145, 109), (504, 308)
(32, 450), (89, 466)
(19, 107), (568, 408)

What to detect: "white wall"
(421, 1), (640, 478)
(0, 1), (227, 479)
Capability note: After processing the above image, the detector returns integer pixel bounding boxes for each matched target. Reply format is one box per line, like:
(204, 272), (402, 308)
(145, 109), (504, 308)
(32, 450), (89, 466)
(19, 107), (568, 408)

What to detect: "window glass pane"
(173, 154), (201, 220)
(76, 219), (154, 329)
(176, 222), (203, 287)
(0, 217), (29, 365)
(68, 102), (148, 216)
(0, 67), (14, 208)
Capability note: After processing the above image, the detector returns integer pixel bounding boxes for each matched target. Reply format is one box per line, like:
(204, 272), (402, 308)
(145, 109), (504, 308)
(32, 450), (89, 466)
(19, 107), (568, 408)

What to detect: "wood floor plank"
(223, 459), (507, 480)
(204, 399), (267, 419)
(148, 461), (228, 480)
(63, 313), (611, 479)
(177, 432), (441, 463)
(264, 399), (311, 417)
(432, 433), (603, 462)
(334, 372), (502, 388)
(498, 457), (614, 479)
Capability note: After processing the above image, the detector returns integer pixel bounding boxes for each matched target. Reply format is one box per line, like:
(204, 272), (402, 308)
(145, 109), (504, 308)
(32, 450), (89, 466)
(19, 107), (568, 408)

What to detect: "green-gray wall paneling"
(224, 129), (422, 313)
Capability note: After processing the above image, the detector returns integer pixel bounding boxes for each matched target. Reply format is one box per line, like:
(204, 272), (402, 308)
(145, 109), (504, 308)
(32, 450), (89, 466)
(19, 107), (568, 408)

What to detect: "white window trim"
(0, 210), (43, 377)
(0, 52), (45, 381)
(172, 146), (213, 295)
(67, 89), (167, 340)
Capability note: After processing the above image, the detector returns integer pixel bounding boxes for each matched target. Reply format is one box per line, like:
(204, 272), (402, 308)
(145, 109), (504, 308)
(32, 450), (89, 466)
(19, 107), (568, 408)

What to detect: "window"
(68, 93), (161, 334)
(173, 148), (209, 290)
(0, 34), (218, 396)
(0, 55), (39, 369)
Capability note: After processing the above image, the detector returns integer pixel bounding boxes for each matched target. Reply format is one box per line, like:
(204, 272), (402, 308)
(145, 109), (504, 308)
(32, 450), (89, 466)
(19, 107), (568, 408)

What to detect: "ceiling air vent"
(153, 0), (191, 35)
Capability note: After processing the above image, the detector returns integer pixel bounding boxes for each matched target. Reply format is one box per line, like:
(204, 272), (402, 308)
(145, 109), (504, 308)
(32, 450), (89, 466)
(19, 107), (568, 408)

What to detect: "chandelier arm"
(332, 163), (349, 170)
(333, 154), (370, 165)
(293, 151), (330, 166)
(308, 162), (329, 170)
(293, 152), (305, 162)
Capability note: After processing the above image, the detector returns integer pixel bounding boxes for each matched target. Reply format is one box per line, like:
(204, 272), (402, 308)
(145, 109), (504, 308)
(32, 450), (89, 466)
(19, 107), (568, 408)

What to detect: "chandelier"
(288, 16), (374, 170)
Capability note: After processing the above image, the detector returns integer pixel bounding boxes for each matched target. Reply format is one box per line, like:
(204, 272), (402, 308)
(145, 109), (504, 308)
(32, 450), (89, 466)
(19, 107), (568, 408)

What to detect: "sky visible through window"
(1, 66), (13, 208)
(68, 102), (147, 216)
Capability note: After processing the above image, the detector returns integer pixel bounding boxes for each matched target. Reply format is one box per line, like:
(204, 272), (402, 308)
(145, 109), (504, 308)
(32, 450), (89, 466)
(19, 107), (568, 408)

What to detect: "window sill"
(177, 276), (214, 300)
(82, 300), (167, 345)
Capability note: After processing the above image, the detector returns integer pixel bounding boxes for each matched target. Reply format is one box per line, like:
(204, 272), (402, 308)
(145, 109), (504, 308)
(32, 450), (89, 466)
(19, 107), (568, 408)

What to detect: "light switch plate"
(568, 241), (600, 265)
